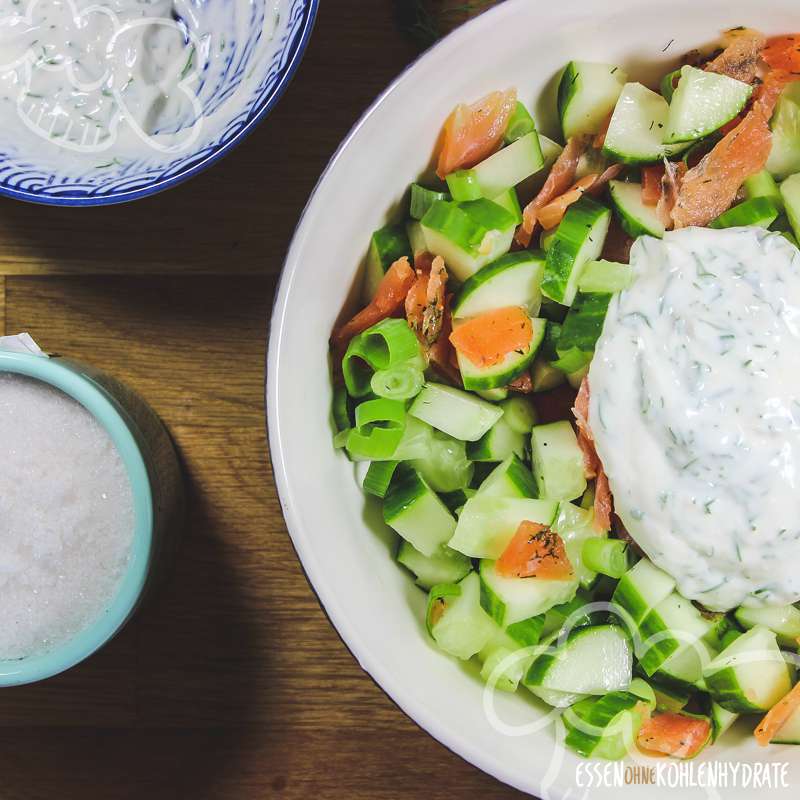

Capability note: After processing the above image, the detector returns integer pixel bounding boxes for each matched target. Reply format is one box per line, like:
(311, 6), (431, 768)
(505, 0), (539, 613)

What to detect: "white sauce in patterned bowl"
(590, 226), (800, 611)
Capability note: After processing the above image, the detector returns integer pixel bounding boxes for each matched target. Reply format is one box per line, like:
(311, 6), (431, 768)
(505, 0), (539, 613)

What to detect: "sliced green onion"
(363, 460), (399, 498)
(345, 398), (407, 460)
(410, 184), (450, 220)
(342, 318), (421, 397)
(581, 537), (630, 579)
(500, 396), (537, 434)
(445, 169), (483, 202)
(332, 385), (353, 432)
(720, 628), (743, 650)
(371, 363), (425, 401)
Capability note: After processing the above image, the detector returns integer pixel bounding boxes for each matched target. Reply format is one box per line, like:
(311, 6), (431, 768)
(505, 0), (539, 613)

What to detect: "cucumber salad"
(329, 28), (800, 760)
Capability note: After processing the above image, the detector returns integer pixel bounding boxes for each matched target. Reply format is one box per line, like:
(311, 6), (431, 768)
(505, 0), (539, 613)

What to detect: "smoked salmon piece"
(517, 135), (590, 246)
(641, 164), (665, 206)
(496, 521), (574, 579)
(637, 712), (711, 759)
(436, 89), (517, 179)
(754, 682), (800, 746)
(705, 27), (766, 84)
(449, 306), (532, 368)
(406, 255), (448, 346)
(762, 34), (800, 73)
(536, 165), (623, 231)
(332, 257), (416, 355)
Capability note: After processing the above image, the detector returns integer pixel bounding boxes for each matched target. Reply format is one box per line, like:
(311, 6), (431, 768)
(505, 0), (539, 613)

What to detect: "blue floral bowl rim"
(0, 0), (319, 208)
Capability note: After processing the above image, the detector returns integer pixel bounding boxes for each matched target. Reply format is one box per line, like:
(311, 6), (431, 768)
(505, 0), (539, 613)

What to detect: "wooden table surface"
(0, 2), (527, 798)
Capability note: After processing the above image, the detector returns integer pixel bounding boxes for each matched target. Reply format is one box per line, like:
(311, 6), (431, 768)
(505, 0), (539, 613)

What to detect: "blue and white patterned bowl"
(0, 0), (318, 206)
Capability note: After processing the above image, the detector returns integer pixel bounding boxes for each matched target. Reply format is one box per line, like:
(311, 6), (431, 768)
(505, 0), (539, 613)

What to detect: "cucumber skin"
(542, 197), (611, 306)
(425, 582), (462, 636)
(709, 197), (779, 230)
(564, 690), (643, 759)
(557, 292), (613, 361)
(703, 666), (773, 714)
(382, 464), (426, 522)
(507, 615), (545, 647)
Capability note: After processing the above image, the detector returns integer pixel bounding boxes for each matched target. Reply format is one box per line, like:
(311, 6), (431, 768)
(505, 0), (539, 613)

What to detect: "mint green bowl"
(0, 351), (164, 686)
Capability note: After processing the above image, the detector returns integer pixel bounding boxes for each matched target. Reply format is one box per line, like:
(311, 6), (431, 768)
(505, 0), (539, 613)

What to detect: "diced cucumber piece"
(703, 612), (739, 653)
(466, 416), (526, 462)
(628, 677), (657, 710)
(525, 624), (633, 695)
(529, 686), (590, 708)
(767, 81), (800, 180)
(664, 65), (752, 144)
(578, 259), (632, 293)
(363, 224), (411, 302)
(530, 421), (587, 502)
(410, 184), (450, 220)
(480, 559), (578, 626)
(448, 496), (558, 559)
(542, 197), (611, 306)
(446, 132), (545, 201)
(476, 454), (538, 499)
(492, 187), (523, 225)
(553, 501), (606, 589)
(608, 180), (665, 238)
(779, 173), (800, 243)
(653, 637), (715, 692)
(409, 383), (503, 442)
(427, 573), (496, 659)
(703, 625), (792, 713)
(456, 316), (546, 391)
(612, 558), (676, 626)
(744, 169), (784, 211)
(638, 592), (715, 676)
(734, 604), (800, 649)
(397, 541), (471, 589)
(770, 702), (800, 745)
(556, 292), (612, 368)
(531, 359), (565, 392)
(505, 100), (537, 144)
(709, 701), (738, 742)
(709, 197), (780, 229)
(500, 396), (537, 434)
(383, 465), (456, 556)
(453, 251), (545, 319)
(480, 642), (526, 692)
(540, 226), (558, 252)
(557, 61), (627, 140)
(411, 429), (474, 492)
(564, 690), (647, 759)
(603, 83), (688, 164)
(421, 199), (517, 282)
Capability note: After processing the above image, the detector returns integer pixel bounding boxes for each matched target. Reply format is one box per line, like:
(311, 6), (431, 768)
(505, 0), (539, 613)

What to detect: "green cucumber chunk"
(608, 180), (665, 238)
(530, 420), (587, 502)
(558, 61), (627, 140)
(664, 65), (752, 144)
(744, 169), (784, 210)
(734, 603), (800, 649)
(542, 196), (611, 306)
(703, 625), (792, 713)
(556, 291), (613, 366)
(466, 416), (526, 463)
(505, 100), (537, 144)
(564, 690), (647, 759)
(578, 259), (632, 293)
(603, 83), (689, 164)
(611, 558), (676, 626)
(410, 184), (451, 220)
(409, 382), (503, 442)
(709, 197), (780, 229)
(779, 173), (800, 243)
(475, 454), (538, 499)
(453, 251), (545, 319)
(767, 81), (800, 180)
(383, 464), (456, 557)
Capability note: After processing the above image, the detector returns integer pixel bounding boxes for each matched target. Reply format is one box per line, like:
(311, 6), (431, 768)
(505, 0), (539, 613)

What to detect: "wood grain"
(0, 1), (527, 798)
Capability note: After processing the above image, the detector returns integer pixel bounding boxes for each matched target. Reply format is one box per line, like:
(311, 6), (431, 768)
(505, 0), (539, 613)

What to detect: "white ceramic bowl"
(268, 1), (800, 795)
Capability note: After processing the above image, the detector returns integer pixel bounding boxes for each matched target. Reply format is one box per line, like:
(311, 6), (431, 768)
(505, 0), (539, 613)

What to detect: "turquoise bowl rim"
(0, 352), (153, 685)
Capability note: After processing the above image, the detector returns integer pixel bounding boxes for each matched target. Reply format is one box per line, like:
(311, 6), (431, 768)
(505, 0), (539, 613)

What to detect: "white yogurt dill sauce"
(590, 226), (800, 612)
(0, 0), (280, 172)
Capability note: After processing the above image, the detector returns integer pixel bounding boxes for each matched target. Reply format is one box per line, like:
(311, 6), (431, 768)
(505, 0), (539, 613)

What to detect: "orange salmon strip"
(449, 306), (532, 368)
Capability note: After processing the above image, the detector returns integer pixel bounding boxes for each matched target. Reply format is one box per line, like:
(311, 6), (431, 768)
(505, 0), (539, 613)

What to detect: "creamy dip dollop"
(589, 226), (800, 611)
(0, 0), (279, 172)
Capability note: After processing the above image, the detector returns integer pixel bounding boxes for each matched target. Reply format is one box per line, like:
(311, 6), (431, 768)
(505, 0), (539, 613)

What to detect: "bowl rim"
(266, 2), (552, 795)
(0, 0), (319, 208)
(0, 351), (153, 685)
